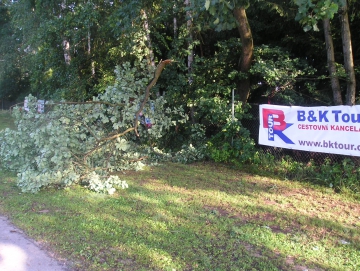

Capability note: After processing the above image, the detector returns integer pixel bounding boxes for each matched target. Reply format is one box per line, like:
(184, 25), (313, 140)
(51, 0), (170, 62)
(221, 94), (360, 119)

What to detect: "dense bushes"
(250, 153), (360, 194)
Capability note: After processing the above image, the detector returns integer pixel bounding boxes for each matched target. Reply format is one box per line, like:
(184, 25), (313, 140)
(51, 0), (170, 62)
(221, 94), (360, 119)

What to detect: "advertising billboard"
(259, 104), (360, 157)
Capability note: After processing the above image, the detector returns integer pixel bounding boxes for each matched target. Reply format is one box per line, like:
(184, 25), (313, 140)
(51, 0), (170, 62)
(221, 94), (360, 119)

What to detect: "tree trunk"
(339, 0), (356, 105)
(233, 7), (253, 104)
(185, 0), (193, 76)
(88, 28), (95, 77)
(61, 0), (71, 66)
(142, 9), (155, 68)
(141, 9), (158, 96)
(185, 0), (195, 123)
(62, 39), (71, 65)
(173, 1), (178, 38)
(174, 16), (178, 38)
(323, 18), (342, 105)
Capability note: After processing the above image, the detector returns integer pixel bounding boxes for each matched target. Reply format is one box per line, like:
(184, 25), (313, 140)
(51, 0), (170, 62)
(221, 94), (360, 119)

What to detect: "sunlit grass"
(0, 163), (360, 271)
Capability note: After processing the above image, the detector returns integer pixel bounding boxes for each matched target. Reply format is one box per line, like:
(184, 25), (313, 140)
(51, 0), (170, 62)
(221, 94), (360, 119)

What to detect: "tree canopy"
(0, 0), (358, 105)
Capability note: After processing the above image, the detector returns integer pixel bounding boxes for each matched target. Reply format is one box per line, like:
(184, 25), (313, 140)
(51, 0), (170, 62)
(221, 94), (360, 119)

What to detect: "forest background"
(0, 0), (360, 194)
(1, 0), (359, 106)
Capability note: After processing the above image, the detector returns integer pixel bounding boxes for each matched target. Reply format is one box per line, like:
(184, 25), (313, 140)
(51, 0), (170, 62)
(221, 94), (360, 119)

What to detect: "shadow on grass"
(1, 164), (359, 271)
(51, 181), (360, 269)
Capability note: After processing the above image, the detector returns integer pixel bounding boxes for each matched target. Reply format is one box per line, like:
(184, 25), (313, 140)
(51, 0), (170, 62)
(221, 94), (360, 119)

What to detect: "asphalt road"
(0, 215), (70, 271)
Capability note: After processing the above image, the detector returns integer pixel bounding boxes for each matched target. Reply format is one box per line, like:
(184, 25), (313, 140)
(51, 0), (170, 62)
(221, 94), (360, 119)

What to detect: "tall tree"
(339, 0), (356, 105)
(323, 18), (342, 105)
(0, 1), (28, 101)
(204, 0), (254, 104)
(295, 0), (356, 105)
(233, 6), (253, 104)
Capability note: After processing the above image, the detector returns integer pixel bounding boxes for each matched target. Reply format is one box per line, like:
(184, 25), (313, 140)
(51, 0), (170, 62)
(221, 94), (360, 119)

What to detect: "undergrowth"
(245, 153), (360, 195)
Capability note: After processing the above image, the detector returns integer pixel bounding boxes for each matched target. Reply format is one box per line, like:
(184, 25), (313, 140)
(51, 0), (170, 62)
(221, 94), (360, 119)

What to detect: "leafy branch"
(0, 61), (185, 193)
(134, 59), (173, 136)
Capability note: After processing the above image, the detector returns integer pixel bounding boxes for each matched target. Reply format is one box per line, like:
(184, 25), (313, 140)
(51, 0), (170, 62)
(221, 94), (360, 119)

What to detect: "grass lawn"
(0, 110), (15, 130)
(0, 111), (360, 271)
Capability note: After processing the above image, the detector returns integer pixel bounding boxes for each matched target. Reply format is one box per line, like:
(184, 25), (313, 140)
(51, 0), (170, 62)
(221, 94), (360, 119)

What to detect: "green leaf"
(303, 25), (312, 32)
(205, 0), (211, 10)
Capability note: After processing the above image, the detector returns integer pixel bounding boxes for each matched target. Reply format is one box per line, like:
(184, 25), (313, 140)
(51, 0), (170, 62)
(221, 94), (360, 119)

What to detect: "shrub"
(207, 121), (256, 165)
(250, 152), (360, 193)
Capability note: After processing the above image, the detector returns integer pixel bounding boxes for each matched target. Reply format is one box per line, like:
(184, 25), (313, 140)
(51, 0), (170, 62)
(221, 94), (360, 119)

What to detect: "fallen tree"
(0, 60), (186, 193)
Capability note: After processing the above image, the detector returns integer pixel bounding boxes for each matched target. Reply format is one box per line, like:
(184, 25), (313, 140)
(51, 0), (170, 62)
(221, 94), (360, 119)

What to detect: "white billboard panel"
(259, 104), (360, 157)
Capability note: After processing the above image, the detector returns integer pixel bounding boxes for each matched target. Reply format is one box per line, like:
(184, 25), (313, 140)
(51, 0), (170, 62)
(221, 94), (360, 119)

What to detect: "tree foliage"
(0, 61), (186, 193)
(295, 0), (340, 31)
(2, 0), (358, 104)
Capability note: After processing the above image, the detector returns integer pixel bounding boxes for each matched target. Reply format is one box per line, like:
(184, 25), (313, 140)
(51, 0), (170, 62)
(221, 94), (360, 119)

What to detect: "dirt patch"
(285, 255), (324, 271)
(203, 205), (230, 217)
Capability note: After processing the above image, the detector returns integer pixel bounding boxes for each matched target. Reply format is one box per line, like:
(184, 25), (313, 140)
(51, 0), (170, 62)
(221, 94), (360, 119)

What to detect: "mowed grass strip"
(0, 164), (359, 271)
(0, 111), (359, 270)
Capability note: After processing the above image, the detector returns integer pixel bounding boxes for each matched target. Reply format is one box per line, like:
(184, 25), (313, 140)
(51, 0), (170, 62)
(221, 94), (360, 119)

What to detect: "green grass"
(0, 165), (360, 271)
(0, 110), (15, 130)
(0, 111), (360, 270)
